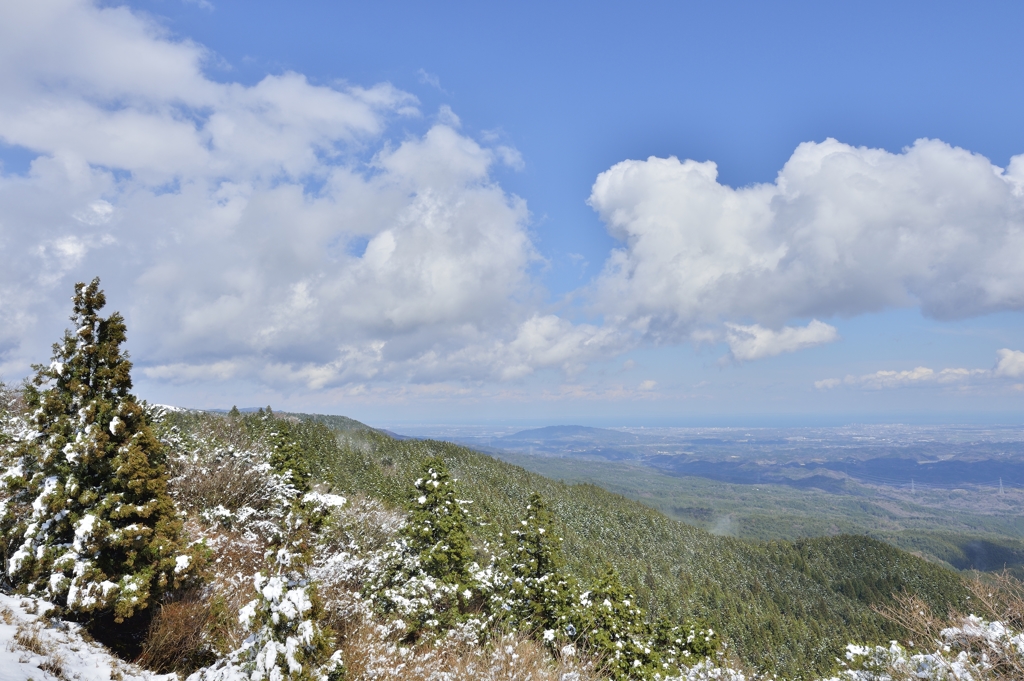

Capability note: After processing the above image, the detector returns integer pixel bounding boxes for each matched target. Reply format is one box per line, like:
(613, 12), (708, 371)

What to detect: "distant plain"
(387, 423), (1024, 575)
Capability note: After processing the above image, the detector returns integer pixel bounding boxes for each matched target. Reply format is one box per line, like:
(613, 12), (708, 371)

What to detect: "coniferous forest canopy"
(3, 280), (1024, 681)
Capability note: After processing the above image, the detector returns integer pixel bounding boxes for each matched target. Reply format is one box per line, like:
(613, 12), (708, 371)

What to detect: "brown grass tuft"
(135, 591), (221, 674)
(13, 624), (48, 656)
(39, 652), (68, 680)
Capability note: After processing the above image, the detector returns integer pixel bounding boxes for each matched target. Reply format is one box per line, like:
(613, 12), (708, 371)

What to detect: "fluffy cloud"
(724, 320), (838, 362)
(994, 348), (1024, 378)
(0, 0), (588, 389)
(589, 139), (1024, 344)
(815, 349), (1022, 390)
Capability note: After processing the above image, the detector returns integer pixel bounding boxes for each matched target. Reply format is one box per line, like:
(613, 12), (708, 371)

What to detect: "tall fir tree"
(504, 493), (576, 639)
(404, 456), (474, 583)
(4, 279), (185, 623)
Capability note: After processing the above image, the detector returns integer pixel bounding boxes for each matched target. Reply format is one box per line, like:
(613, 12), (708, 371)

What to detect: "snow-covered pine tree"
(503, 493), (576, 641)
(366, 456), (480, 640)
(573, 565), (720, 680)
(576, 565), (658, 679)
(405, 457), (474, 583)
(5, 279), (186, 624)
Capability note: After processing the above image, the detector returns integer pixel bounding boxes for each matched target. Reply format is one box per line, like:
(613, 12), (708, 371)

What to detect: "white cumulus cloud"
(994, 348), (1024, 378)
(589, 138), (1024, 345)
(724, 320), (838, 362)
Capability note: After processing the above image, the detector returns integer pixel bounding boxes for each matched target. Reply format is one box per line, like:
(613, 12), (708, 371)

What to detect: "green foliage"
(1, 279), (186, 624)
(364, 457), (482, 640)
(267, 419), (312, 493)
(406, 457), (475, 583)
(501, 493), (577, 637)
(574, 565), (719, 680)
(146, 410), (974, 678)
(496, 449), (1024, 577)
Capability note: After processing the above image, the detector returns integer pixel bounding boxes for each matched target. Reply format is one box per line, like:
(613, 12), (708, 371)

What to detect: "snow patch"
(0, 592), (174, 681)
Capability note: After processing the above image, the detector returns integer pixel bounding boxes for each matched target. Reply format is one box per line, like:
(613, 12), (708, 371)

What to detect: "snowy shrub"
(836, 615), (1024, 681)
(2, 279), (188, 623)
(568, 566), (719, 680)
(337, 617), (603, 681)
(188, 498), (344, 681)
(0, 381), (34, 572)
(159, 411), (299, 535)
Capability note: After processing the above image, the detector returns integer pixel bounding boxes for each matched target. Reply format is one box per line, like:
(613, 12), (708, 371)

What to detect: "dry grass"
(39, 652), (68, 680)
(135, 522), (272, 673)
(339, 615), (601, 681)
(170, 450), (281, 515)
(135, 591), (220, 673)
(13, 624), (48, 655)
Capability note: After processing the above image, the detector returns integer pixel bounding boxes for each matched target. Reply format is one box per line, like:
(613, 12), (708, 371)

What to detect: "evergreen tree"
(577, 566), (658, 678)
(4, 279), (186, 623)
(366, 456), (479, 639)
(405, 456), (474, 582)
(503, 493), (576, 639)
(268, 419), (312, 493)
(575, 565), (720, 680)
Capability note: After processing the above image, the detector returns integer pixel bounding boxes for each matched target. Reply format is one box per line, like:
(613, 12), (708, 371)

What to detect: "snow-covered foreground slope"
(0, 593), (173, 681)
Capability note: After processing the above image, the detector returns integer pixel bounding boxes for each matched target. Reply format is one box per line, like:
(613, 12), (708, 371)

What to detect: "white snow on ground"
(0, 592), (174, 681)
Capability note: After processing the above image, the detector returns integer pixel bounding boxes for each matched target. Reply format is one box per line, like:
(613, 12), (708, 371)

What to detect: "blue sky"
(1, 1), (1023, 425)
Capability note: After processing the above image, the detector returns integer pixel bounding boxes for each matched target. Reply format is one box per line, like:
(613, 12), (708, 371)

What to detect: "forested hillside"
(156, 408), (972, 677)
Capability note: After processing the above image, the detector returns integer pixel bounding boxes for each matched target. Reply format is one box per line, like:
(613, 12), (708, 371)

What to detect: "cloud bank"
(815, 349), (1024, 390)
(2, 1), (1024, 403)
(0, 0), (627, 390)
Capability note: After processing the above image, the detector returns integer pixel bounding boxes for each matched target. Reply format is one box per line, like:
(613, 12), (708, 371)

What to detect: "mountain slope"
(159, 410), (971, 678)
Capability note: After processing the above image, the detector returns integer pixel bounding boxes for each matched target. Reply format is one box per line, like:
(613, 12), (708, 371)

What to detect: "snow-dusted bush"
(159, 411), (299, 536)
(187, 494), (346, 681)
(188, 570), (342, 681)
(836, 615), (1024, 681)
(568, 566), (720, 681)
(1, 279), (188, 623)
